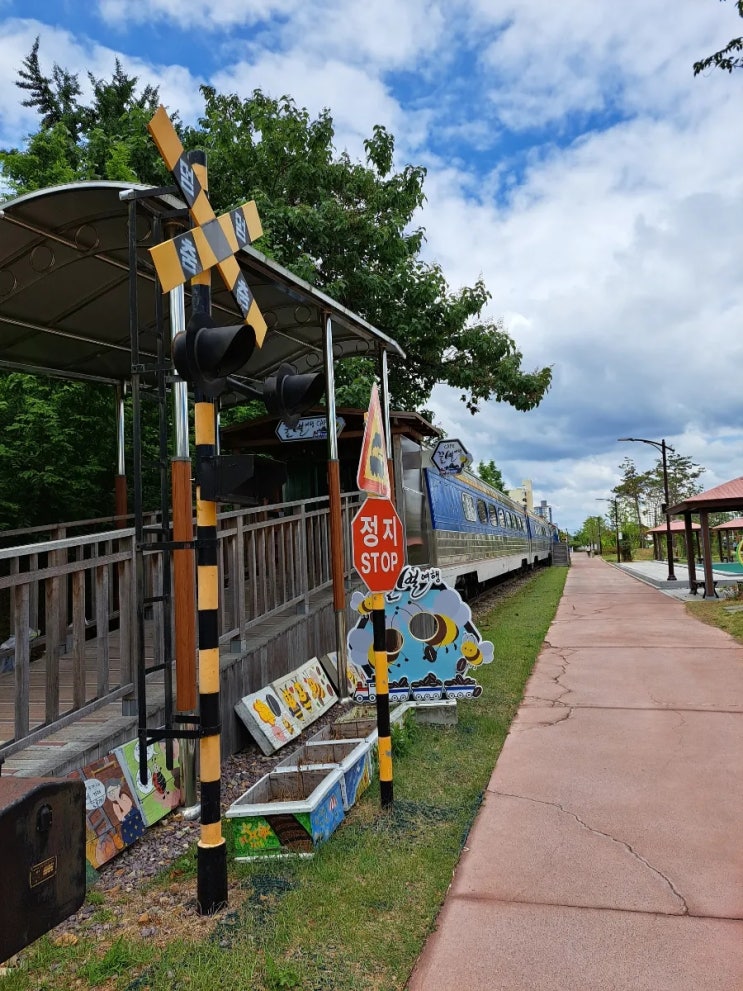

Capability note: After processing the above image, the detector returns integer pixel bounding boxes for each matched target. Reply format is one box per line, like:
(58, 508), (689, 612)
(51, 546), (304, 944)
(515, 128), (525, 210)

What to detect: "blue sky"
(0, 0), (742, 532)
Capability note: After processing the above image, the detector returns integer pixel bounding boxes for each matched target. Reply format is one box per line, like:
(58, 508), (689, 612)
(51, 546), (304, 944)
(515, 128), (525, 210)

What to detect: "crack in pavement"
(491, 789), (690, 916)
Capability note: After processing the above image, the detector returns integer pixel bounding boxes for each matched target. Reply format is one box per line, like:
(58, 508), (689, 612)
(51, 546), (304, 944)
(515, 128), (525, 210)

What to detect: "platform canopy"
(0, 181), (404, 393)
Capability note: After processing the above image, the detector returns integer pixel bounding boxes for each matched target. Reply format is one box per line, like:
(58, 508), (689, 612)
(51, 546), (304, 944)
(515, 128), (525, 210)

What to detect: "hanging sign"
(276, 416), (345, 442)
(431, 438), (473, 476)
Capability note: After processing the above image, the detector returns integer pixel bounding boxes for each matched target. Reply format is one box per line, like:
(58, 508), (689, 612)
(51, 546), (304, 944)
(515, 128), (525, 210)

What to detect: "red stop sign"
(351, 497), (405, 593)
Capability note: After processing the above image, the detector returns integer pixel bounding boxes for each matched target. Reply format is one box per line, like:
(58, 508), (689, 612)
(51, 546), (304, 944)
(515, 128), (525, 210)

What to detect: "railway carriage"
(401, 441), (555, 597)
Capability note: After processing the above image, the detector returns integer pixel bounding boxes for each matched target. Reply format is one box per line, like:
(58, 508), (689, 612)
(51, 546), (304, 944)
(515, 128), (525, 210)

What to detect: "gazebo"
(711, 517), (743, 564)
(667, 477), (743, 597)
(645, 519), (700, 564)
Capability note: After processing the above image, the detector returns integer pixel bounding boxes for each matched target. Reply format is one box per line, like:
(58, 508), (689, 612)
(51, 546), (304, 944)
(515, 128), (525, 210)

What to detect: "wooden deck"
(0, 585), (346, 778)
(0, 493), (360, 776)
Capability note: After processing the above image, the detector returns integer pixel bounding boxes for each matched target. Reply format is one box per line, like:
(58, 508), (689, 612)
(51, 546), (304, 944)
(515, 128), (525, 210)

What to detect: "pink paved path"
(408, 555), (743, 990)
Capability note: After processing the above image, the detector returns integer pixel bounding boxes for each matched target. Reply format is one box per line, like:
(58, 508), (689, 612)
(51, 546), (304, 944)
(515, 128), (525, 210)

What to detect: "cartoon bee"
(421, 613), (459, 663)
(457, 637), (494, 671)
(253, 697), (275, 725)
(307, 676), (325, 702)
(294, 680), (313, 711)
(281, 685), (302, 718)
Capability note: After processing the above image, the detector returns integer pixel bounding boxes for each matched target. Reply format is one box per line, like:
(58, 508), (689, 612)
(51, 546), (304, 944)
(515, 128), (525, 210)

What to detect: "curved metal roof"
(0, 181), (404, 392)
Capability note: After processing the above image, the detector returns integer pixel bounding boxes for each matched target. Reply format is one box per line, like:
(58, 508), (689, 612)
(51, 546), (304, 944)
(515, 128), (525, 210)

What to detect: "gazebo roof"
(667, 477), (743, 516)
(711, 516), (743, 531)
(645, 520), (700, 533)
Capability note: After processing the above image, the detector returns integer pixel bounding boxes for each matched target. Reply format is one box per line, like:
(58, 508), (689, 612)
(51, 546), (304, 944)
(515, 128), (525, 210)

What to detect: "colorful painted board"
(227, 767), (345, 860)
(68, 753), (146, 869)
(113, 739), (181, 827)
(347, 566), (494, 702)
(235, 657), (338, 755)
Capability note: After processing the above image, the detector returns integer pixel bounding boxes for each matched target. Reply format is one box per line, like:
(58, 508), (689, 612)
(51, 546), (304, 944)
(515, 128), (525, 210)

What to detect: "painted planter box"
(308, 718), (377, 744)
(277, 739), (373, 811)
(226, 767), (345, 860)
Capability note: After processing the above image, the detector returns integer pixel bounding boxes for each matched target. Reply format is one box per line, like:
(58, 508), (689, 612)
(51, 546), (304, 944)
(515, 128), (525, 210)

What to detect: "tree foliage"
(1, 37), (168, 190)
(612, 450), (705, 527)
(476, 459), (506, 492)
(693, 0), (743, 74)
(0, 43), (554, 527)
(184, 87), (552, 415)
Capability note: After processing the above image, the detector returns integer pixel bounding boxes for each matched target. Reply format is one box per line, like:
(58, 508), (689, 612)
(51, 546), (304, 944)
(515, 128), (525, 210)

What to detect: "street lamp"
(597, 498), (620, 563)
(618, 437), (676, 581)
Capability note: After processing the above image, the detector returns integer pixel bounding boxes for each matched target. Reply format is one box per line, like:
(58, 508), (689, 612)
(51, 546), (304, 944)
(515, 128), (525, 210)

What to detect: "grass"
(685, 589), (743, 642)
(1, 566), (567, 991)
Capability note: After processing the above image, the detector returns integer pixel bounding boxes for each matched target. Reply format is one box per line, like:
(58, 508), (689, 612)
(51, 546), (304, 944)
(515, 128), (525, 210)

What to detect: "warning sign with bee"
(357, 383), (391, 498)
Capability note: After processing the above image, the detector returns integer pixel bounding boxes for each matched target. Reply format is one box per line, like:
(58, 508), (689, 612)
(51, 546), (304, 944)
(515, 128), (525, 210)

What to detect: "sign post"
(351, 488), (404, 808)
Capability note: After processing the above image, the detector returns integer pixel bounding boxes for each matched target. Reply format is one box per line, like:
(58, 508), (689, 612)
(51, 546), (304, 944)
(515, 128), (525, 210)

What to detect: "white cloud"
(1, 0), (743, 534)
(211, 52), (430, 160)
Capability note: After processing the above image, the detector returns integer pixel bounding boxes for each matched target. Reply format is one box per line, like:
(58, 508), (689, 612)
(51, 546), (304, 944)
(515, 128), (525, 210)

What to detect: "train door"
(399, 436), (431, 566)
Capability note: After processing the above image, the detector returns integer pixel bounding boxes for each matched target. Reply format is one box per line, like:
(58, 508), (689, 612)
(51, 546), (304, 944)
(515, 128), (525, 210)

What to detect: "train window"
(498, 508), (506, 527)
(462, 493), (476, 522)
(477, 499), (488, 524)
(489, 504), (498, 526)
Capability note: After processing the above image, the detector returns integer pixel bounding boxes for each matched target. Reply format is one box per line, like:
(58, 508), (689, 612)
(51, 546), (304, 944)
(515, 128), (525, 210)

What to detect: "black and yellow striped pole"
(189, 151), (227, 914)
(371, 593), (393, 807)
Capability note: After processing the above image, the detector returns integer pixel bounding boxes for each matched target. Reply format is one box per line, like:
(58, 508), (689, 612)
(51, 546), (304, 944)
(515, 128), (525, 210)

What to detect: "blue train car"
(422, 467), (554, 594)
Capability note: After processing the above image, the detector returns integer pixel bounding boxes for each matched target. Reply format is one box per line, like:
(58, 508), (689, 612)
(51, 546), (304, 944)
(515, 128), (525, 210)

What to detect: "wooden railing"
(0, 492), (360, 761)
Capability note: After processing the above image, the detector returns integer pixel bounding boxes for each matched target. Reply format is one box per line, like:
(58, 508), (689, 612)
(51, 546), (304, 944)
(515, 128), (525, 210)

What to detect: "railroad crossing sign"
(351, 497), (404, 593)
(357, 383), (391, 498)
(147, 106), (268, 346)
(432, 438), (473, 476)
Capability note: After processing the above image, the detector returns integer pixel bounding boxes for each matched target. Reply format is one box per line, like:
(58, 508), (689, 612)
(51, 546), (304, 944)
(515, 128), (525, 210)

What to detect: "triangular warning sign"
(357, 383), (391, 497)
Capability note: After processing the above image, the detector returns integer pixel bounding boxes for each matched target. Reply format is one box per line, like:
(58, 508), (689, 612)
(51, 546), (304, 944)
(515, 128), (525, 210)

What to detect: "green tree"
(183, 86), (552, 415)
(0, 374), (115, 528)
(0, 45), (555, 528)
(0, 373), (165, 530)
(613, 457), (645, 531)
(476, 460), (506, 492)
(694, 0), (743, 74)
(1, 38), (168, 192)
(643, 452), (705, 521)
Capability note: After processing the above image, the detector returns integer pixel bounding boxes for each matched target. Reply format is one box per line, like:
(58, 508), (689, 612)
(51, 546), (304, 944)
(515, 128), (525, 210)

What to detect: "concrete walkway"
(408, 554), (743, 991)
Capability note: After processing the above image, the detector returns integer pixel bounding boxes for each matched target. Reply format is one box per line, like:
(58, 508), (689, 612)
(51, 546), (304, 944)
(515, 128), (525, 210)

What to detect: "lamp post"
(597, 498), (620, 563)
(596, 515), (602, 556)
(618, 437), (676, 580)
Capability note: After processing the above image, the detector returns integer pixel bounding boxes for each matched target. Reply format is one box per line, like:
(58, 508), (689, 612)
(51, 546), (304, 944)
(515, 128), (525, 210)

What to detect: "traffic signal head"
(173, 312), (256, 398)
(263, 362), (325, 428)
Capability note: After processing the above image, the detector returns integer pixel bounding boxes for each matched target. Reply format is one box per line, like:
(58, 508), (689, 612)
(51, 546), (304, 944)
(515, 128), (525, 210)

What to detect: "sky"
(0, 0), (741, 533)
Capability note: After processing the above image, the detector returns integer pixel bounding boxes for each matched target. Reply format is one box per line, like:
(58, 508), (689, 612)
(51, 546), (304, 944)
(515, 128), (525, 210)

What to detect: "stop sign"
(351, 497), (405, 593)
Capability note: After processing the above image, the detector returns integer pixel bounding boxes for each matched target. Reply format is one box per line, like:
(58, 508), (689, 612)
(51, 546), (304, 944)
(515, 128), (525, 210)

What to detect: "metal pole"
(189, 150), (227, 915)
(323, 312), (348, 699)
(661, 440), (676, 580)
(614, 499), (620, 563)
(371, 593), (393, 808)
(170, 280), (199, 813)
(114, 384), (127, 527)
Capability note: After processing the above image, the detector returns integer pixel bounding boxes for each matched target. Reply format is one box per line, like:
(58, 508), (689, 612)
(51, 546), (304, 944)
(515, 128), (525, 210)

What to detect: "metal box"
(0, 776), (86, 962)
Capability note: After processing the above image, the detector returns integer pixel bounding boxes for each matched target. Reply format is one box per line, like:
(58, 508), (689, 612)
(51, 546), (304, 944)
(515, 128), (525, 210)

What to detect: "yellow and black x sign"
(147, 106), (267, 346)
